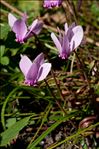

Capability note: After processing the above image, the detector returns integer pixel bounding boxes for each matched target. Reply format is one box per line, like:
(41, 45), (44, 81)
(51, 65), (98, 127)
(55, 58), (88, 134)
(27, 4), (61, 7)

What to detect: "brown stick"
(1, 0), (24, 16)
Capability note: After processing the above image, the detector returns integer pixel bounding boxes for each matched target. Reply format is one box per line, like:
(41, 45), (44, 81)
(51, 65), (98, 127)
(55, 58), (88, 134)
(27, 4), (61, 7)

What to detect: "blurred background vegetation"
(0, 0), (99, 149)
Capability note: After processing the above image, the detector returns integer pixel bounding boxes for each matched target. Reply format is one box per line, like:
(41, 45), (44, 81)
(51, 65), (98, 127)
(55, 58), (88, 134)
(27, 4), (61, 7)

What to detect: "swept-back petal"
(61, 34), (70, 58)
(57, 27), (63, 44)
(25, 19), (43, 40)
(38, 63), (51, 81)
(28, 19), (38, 31)
(64, 23), (68, 34)
(13, 19), (27, 42)
(51, 32), (62, 52)
(32, 21), (43, 35)
(30, 19), (43, 35)
(69, 22), (76, 30)
(21, 13), (27, 22)
(23, 19), (37, 40)
(70, 26), (83, 51)
(19, 55), (32, 77)
(33, 53), (44, 66)
(26, 62), (38, 82)
(66, 22), (76, 41)
(8, 13), (17, 28)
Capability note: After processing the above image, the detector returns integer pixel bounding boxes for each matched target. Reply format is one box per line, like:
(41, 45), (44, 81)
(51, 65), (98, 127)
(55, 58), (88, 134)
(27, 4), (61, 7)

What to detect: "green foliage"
(27, 111), (78, 149)
(47, 122), (99, 149)
(0, 24), (10, 39)
(0, 0), (99, 148)
(1, 56), (9, 65)
(0, 116), (31, 146)
(18, 1), (40, 16)
(6, 118), (16, 128)
(0, 46), (9, 65)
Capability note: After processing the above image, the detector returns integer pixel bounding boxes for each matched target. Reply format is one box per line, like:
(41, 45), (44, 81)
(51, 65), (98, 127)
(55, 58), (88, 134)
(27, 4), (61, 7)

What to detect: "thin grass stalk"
(28, 104), (52, 145)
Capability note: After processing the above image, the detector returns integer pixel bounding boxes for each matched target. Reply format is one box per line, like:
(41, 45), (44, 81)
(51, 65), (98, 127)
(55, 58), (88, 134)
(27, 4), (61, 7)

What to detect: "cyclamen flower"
(8, 13), (43, 43)
(51, 23), (84, 59)
(19, 53), (51, 86)
(43, 0), (62, 9)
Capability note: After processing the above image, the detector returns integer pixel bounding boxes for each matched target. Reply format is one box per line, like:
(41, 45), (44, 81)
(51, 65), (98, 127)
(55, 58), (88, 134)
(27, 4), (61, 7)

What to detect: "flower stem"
(51, 70), (65, 102)
(44, 79), (66, 115)
(74, 50), (90, 87)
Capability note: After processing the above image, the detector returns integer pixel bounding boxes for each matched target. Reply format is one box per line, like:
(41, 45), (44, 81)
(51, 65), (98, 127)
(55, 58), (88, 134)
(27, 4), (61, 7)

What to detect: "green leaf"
(0, 46), (5, 57)
(10, 48), (19, 56)
(27, 112), (78, 149)
(0, 116), (30, 146)
(6, 118), (16, 129)
(1, 56), (9, 65)
(45, 43), (58, 54)
(0, 23), (10, 39)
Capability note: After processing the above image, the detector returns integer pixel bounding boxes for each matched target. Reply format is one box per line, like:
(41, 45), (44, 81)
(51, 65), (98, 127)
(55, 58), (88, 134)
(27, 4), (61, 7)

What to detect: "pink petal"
(69, 22), (76, 30)
(33, 53), (44, 66)
(28, 19), (38, 31)
(22, 13), (28, 22)
(25, 19), (43, 39)
(64, 23), (68, 34)
(70, 26), (83, 51)
(8, 13), (17, 28)
(51, 32), (62, 53)
(31, 20), (43, 35)
(61, 34), (70, 58)
(66, 22), (76, 41)
(19, 55), (32, 77)
(43, 0), (62, 9)
(12, 19), (27, 42)
(57, 27), (63, 44)
(26, 62), (39, 82)
(29, 19), (43, 34)
(38, 63), (51, 81)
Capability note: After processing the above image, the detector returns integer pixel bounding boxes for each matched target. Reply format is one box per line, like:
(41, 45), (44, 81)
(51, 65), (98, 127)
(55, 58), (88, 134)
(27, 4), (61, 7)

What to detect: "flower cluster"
(8, 1), (84, 86)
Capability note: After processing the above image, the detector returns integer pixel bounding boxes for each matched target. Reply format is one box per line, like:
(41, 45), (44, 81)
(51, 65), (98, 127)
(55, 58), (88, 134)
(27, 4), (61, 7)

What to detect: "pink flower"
(19, 53), (51, 86)
(8, 13), (43, 43)
(43, 0), (62, 9)
(51, 23), (84, 59)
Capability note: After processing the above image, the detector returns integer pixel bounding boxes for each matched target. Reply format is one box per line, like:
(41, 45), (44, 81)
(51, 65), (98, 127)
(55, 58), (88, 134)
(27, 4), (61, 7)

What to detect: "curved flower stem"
(45, 78), (77, 135)
(51, 70), (65, 102)
(44, 79), (66, 115)
(70, 52), (76, 73)
(74, 50), (90, 87)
